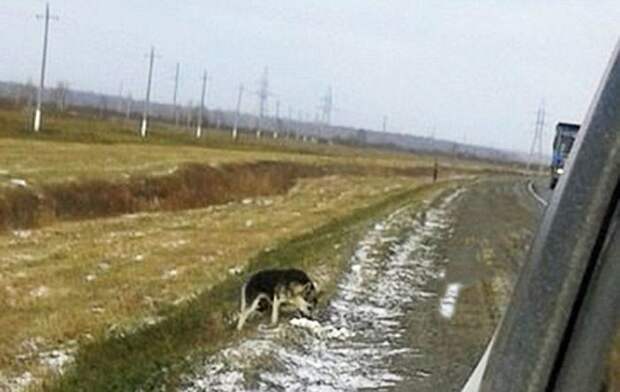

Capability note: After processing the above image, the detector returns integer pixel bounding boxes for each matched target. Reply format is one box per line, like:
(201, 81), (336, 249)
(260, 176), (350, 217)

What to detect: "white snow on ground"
(0, 371), (34, 391)
(9, 178), (28, 187)
(439, 283), (463, 319)
(180, 189), (463, 392)
(38, 348), (75, 374)
(0, 346), (76, 391)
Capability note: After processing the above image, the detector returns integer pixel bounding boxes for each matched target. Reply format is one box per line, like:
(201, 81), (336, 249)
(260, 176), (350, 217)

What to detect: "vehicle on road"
(476, 39), (620, 392)
(550, 122), (580, 189)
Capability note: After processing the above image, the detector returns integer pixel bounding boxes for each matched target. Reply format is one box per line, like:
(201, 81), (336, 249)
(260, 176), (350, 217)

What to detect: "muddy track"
(175, 177), (542, 391)
(179, 186), (462, 391)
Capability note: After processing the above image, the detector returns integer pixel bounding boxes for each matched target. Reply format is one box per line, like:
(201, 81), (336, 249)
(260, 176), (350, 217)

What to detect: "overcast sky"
(1, 1), (618, 152)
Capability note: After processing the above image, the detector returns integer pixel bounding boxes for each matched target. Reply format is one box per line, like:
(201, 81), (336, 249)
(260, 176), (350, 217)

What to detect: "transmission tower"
(319, 86), (334, 125)
(256, 67), (270, 138)
(314, 86), (334, 139)
(527, 104), (546, 171)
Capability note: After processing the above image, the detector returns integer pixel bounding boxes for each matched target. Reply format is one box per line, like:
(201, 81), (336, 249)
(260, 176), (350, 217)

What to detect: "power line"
(34, 2), (58, 132)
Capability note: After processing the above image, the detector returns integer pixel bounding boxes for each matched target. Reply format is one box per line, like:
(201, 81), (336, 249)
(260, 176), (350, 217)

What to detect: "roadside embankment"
(0, 160), (506, 232)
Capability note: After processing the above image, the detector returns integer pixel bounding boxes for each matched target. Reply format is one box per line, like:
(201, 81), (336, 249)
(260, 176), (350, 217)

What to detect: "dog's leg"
(236, 310), (249, 331)
(239, 282), (247, 314)
(236, 283), (248, 330)
(237, 294), (268, 331)
(270, 294), (281, 326)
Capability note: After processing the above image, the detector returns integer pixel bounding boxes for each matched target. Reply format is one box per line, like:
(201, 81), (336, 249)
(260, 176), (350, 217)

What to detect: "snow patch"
(9, 178), (28, 187)
(38, 348), (75, 374)
(163, 269), (179, 279)
(228, 266), (243, 276)
(12, 230), (32, 239)
(0, 371), (34, 391)
(29, 286), (49, 299)
(439, 283), (463, 319)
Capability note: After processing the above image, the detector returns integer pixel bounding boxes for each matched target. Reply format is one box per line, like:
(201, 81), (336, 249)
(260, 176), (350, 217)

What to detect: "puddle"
(180, 190), (462, 391)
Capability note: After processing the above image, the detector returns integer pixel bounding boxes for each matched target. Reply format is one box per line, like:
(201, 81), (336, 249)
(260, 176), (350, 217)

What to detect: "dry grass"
(0, 106), (500, 187)
(0, 174), (438, 386)
(0, 136), (445, 186)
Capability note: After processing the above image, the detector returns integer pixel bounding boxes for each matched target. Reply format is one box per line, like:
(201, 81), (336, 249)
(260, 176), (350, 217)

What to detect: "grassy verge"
(41, 181), (455, 391)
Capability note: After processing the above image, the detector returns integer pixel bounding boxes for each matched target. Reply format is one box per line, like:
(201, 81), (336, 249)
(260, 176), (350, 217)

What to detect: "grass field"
(0, 106), (453, 185)
(0, 104), (505, 390)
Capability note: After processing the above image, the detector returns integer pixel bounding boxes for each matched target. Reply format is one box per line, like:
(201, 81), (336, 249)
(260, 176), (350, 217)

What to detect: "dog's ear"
(303, 282), (314, 294)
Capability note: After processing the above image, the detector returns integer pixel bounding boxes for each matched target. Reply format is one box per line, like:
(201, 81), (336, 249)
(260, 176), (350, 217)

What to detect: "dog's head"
(291, 281), (319, 317)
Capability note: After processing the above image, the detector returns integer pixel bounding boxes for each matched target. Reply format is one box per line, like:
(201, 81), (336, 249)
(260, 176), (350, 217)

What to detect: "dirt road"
(394, 177), (544, 391)
(179, 177), (545, 391)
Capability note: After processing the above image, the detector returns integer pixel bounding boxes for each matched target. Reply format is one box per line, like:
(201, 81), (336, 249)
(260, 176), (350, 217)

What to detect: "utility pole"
(527, 104), (546, 171)
(287, 105), (294, 139)
(117, 81), (124, 113)
(274, 99), (280, 138)
(125, 92), (133, 119)
(430, 125), (437, 140)
(185, 100), (193, 129)
(232, 84), (244, 140)
(382, 115), (388, 133)
(196, 70), (208, 138)
(172, 62), (180, 127)
(140, 46), (156, 138)
(34, 3), (58, 132)
(538, 109), (545, 174)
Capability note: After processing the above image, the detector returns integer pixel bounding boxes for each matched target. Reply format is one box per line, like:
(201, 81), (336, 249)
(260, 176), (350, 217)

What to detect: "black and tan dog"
(236, 268), (318, 330)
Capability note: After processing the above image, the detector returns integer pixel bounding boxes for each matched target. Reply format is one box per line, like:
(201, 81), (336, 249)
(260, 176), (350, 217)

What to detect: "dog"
(236, 268), (318, 330)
